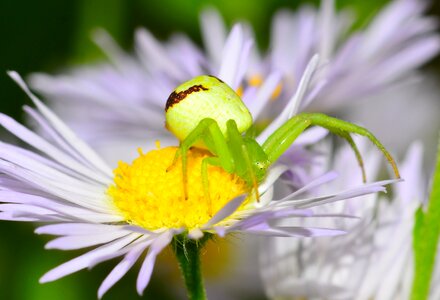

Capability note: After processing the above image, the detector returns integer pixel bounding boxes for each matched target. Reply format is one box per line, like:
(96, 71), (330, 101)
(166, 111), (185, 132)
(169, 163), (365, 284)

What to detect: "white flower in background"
(0, 72), (395, 298)
(28, 0), (439, 164)
(346, 75), (440, 156)
(260, 141), (439, 300)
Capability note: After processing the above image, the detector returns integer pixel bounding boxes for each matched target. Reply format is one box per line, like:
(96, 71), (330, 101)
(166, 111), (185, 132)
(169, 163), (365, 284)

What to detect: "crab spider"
(165, 75), (400, 202)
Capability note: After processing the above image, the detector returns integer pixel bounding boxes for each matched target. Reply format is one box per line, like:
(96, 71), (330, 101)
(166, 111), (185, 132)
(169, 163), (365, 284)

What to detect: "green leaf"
(411, 136), (440, 300)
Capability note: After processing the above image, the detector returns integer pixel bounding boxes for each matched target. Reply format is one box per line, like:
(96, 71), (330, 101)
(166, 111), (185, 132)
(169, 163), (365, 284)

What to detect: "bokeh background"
(0, 0), (439, 299)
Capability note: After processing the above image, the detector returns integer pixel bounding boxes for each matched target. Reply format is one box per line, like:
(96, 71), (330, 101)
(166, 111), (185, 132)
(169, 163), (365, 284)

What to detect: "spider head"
(165, 75), (253, 146)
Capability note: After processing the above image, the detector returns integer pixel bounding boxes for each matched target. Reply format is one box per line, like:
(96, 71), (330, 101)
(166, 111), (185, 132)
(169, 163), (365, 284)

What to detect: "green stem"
(171, 234), (211, 300)
(411, 136), (440, 300)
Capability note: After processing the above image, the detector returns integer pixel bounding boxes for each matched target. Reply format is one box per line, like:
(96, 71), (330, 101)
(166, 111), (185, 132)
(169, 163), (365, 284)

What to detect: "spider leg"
(227, 120), (260, 202)
(169, 118), (235, 200)
(338, 131), (367, 183)
(201, 156), (221, 216)
(262, 112), (400, 179)
(241, 144), (260, 202)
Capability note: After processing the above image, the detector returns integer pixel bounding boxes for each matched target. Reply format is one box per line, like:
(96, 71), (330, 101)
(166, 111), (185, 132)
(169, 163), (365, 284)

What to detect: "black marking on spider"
(165, 85), (209, 111)
(208, 75), (224, 83)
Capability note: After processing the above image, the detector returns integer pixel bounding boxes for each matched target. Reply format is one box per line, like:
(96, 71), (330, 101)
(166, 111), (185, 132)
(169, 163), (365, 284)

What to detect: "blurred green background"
(0, 0), (439, 299)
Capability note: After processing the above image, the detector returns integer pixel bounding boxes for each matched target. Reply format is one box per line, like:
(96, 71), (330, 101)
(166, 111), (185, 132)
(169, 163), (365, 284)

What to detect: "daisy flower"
(266, 0), (440, 112)
(0, 71), (396, 298)
(27, 0), (439, 164)
(260, 141), (438, 300)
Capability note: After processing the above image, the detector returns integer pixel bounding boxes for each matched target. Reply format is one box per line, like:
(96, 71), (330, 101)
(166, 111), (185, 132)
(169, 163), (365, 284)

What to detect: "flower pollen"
(249, 74), (282, 100)
(108, 146), (249, 230)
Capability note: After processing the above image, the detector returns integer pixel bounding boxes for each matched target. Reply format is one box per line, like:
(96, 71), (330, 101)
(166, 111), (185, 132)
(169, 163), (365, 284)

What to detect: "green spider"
(165, 75), (400, 201)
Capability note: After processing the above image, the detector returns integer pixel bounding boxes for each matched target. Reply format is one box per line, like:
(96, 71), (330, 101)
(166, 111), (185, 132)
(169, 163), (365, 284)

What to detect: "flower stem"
(171, 234), (211, 300)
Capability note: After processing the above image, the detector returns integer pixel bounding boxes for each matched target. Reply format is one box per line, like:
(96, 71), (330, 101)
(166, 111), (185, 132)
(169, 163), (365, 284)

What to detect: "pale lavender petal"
(0, 113), (109, 184)
(88, 237), (154, 270)
(0, 190), (120, 224)
(218, 24), (245, 88)
(257, 165), (289, 196)
(301, 77), (327, 108)
(135, 28), (186, 80)
(277, 171), (338, 201)
(327, 34), (362, 78)
(292, 127), (328, 145)
(271, 10), (298, 74)
(205, 195), (247, 227)
(360, 0), (422, 59)
(168, 34), (205, 77)
(8, 71), (113, 177)
(92, 29), (134, 70)
(200, 8), (227, 67)
(0, 142), (80, 180)
(376, 36), (440, 84)
(0, 162), (113, 213)
(293, 6), (317, 76)
(274, 179), (398, 209)
(0, 212), (39, 222)
(98, 243), (150, 299)
(240, 222), (345, 237)
(233, 39), (253, 88)
(121, 225), (159, 235)
(45, 231), (131, 250)
(250, 72), (282, 120)
(0, 203), (54, 215)
(257, 54), (319, 143)
(318, 0), (335, 60)
(286, 54), (320, 118)
(40, 234), (140, 283)
(188, 228), (204, 240)
(0, 144), (105, 195)
(24, 106), (97, 171)
(35, 223), (125, 236)
(136, 231), (173, 295)
(233, 209), (314, 230)
(396, 141), (424, 203)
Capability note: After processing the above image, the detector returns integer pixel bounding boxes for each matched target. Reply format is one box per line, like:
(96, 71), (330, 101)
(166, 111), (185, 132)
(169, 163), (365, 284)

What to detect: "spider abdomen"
(165, 75), (252, 147)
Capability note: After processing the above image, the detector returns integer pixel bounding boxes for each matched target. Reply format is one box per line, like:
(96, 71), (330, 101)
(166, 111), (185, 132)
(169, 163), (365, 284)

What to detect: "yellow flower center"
(236, 74), (283, 100)
(108, 146), (249, 230)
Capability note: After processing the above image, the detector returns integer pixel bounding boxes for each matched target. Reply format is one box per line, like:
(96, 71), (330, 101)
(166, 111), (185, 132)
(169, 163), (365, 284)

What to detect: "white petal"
(98, 243), (149, 299)
(188, 228), (204, 240)
(40, 233), (140, 283)
(0, 114), (110, 184)
(258, 165), (289, 195)
(45, 230), (131, 250)
(200, 8), (227, 68)
(257, 54), (319, 143)
(8, 71), (114, 177)
(205, 195), (247, 227)
(218, 24), (244, 88)
(250, 72), (282, 120)
(136, 231), (173, 295)
(36, 223), (125, 236)
(135, 28), (186, 80)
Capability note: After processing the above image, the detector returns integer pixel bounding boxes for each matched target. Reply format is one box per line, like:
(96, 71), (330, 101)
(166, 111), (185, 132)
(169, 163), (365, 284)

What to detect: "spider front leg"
(226, 119), (261, 201)
(262, 112), (400, 181)
(168, 118), (234, 200)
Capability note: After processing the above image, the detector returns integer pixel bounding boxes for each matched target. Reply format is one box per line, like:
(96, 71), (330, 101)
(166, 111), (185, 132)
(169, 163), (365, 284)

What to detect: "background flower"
(261, 140), (439, 300)
(26, 0), (440, 165)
